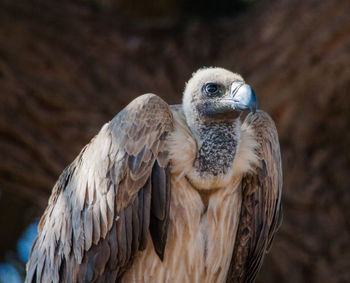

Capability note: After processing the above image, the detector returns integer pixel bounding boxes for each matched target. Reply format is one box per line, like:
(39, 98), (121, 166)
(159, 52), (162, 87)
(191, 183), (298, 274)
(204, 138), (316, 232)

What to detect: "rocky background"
(0, 0), (350, 282)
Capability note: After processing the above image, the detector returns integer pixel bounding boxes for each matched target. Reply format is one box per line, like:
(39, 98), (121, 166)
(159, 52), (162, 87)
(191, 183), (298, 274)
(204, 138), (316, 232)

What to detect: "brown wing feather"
(25, 93), (174, 283)
(226, 110), (283, 283)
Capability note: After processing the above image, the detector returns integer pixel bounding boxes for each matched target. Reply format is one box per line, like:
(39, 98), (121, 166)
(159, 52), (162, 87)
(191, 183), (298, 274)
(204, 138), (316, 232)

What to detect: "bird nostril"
(231, 83), (244, 97)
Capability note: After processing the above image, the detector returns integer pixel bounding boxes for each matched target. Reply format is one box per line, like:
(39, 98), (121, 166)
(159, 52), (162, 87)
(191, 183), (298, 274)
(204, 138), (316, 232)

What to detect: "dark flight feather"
(25, 94), (174, 283)
(226, 110), (283, 283)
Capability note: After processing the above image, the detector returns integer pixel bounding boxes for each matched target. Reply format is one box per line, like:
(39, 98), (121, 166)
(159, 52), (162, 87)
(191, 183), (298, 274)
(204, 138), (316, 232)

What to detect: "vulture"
(26, 67), (282, 283)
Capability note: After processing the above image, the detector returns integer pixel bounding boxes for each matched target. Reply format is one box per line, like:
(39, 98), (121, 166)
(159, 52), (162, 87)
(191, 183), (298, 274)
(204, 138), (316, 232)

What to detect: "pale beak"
(230, 82), (258, 113)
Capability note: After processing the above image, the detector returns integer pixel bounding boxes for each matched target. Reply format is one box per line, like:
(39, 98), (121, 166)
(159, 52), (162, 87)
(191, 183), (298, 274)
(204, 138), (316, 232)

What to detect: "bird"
(26, 67), (282, 283)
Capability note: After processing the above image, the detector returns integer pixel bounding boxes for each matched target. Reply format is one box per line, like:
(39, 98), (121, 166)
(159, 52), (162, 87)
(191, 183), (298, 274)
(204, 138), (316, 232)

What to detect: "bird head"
(183, 67), (257, 129)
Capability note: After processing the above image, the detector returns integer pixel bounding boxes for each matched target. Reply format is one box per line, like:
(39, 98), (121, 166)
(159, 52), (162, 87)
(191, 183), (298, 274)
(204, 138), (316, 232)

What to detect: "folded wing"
(25, 94), (174, 283)
(227, 110), (283, 283)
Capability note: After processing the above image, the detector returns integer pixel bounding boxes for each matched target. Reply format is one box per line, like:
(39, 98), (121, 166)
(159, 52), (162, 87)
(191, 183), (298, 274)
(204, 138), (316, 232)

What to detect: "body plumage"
(26, 67), (282, 283)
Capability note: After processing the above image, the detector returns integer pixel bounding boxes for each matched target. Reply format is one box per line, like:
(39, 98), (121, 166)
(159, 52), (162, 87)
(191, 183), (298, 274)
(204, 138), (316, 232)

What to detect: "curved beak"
(230, 82), (258, 113)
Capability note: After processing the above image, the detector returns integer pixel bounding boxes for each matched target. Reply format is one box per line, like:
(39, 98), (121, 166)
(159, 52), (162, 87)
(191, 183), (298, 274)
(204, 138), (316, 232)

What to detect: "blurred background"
(0, 0), (350, 282)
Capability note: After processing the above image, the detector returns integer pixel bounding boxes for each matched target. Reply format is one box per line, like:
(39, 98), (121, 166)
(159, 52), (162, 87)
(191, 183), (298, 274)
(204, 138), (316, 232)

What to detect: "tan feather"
(227, 110), (282, 283)
(25, 93), (173, 283)
(26, 69), (281, 283)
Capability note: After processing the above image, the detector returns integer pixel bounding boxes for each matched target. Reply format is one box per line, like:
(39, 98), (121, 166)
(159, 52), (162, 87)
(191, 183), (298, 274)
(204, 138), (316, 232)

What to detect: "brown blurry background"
(1, 0), (350, 282)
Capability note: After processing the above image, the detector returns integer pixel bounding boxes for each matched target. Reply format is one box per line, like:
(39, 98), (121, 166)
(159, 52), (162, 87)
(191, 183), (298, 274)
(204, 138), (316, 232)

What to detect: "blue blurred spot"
(17, 220), (38, 263)
(0, 263), (22, 283)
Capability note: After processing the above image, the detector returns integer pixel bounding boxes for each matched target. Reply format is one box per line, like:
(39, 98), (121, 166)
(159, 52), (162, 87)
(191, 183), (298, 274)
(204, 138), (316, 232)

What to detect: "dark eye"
(205, 83), (219, 95)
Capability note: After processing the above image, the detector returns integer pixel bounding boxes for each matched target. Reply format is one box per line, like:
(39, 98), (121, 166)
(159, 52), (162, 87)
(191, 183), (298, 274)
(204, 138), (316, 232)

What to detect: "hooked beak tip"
(231, 82), (258, 113)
